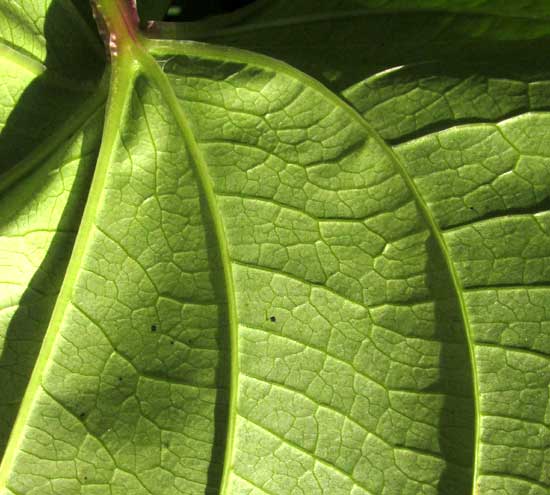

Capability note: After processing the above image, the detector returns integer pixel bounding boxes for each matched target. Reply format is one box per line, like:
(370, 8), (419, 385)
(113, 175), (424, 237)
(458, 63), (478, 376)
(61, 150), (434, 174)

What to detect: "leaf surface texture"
(0, 1), (548, 494)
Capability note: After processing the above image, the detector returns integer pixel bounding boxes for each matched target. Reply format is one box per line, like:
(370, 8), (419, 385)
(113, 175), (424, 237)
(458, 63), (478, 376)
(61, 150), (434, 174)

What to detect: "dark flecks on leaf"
(151, 324), (157, 332)
(269, 315), (276, 322)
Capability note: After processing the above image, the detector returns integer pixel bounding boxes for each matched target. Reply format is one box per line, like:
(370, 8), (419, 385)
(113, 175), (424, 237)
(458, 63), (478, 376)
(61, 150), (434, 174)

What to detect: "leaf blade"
(1, 1), (549, 493)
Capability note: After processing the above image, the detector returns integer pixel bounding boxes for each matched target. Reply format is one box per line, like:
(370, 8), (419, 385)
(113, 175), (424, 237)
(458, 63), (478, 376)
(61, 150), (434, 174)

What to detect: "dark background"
(164, 0), (256, 21)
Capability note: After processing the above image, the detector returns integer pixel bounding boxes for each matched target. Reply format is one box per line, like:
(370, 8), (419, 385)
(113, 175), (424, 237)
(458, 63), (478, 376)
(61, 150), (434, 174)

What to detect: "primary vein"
(137, 47), (239, 495)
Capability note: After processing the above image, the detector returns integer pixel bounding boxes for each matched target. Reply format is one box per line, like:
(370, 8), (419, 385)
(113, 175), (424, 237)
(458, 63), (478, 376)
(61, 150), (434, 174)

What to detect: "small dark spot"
(170, 340), (175, 345)
(118, 376), (123, 382)
(79, 412), (86, 419)
(163, 441), (170, 448)
(269, 315), (276, 322)
(84, 476), (88, 481)
(151, 324), (157, 332)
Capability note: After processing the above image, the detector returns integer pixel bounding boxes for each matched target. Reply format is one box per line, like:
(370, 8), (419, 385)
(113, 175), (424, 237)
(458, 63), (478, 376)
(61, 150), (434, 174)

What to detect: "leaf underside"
(0, 1), (549, 495)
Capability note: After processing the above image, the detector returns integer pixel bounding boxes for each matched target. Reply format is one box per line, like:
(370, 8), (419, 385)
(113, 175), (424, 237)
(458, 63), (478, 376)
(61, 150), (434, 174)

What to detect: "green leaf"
(0, 1), (549, 494)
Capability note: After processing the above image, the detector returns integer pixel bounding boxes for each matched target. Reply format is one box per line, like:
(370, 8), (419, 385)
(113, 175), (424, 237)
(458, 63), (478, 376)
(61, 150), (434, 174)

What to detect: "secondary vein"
(359, 107), (482, 495)
(284, 55), (483, 495)
(0, 40), (45, 76)
(0, 77), (108, 195)
(147, 39), (482, 494)
(0, 58), (135, 488)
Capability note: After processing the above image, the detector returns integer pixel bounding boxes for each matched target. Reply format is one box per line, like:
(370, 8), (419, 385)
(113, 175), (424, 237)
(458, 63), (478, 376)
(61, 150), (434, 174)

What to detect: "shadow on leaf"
(0, 0), (104, 457)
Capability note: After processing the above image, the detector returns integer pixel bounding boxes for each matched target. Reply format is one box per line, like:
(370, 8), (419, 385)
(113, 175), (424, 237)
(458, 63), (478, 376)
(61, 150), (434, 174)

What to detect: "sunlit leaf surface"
(0, 1), (549, 494)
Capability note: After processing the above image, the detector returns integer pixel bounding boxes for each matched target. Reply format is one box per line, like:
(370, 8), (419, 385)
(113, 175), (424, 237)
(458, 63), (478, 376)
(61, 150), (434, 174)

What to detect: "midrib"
(148, 39), (482, 494)
(0, 22), (240, 495)
(0, 31), (481, 493)
(137, 49), (239, 495)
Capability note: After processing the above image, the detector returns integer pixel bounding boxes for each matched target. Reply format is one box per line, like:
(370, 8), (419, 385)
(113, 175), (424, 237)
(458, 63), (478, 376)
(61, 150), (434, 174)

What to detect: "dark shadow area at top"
(164, 0), (256, 21)
(0, 0), (104, 457)
(425, 235), (476, 495)
(199, 9), (550, 94)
